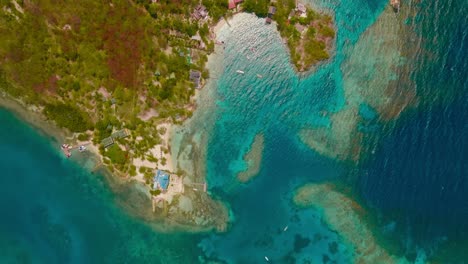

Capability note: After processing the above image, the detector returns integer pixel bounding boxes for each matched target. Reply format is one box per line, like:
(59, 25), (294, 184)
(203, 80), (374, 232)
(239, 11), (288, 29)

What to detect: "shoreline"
(0, 10), (330, 233)
(0, 14), (233, 233)
(0, 93), (68, 145)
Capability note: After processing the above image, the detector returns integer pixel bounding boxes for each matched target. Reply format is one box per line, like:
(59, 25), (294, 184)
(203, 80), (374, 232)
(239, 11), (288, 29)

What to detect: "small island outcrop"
(242, 0), (336, 72)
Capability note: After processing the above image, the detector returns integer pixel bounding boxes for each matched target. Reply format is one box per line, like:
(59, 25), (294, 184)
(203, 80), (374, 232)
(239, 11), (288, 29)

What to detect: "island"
(0, 0), (335, 231)
(242, 0), (335, 72)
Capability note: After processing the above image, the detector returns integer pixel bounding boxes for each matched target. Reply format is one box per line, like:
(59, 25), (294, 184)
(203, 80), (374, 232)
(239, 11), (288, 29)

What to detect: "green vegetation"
(0, 0), (333, 180)
(243, 0), (269, 17)
(104, 145), (127, 165)
(242, 0), (335, 71)
(44, 103), (93, 132)
(202, 0), (229, 21)
(0, 0), (222, 176)
(150, 189), (161, 196)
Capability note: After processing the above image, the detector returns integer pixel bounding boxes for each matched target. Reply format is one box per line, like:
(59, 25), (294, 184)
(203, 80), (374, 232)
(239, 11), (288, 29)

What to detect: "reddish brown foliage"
(34, 75), (59, 94)
(102, 6), (146, 89)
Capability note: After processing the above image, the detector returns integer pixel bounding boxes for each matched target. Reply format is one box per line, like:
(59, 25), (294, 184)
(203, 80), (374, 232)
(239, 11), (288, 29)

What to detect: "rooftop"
(268, 6), (276, 15)
(111, 129), (129, 139)
(190, 69), (201, 89)
(101, 137), (114, 148)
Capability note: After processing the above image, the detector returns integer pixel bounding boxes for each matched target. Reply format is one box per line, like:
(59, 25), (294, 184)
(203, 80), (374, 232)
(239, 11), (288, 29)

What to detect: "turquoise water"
(0, 109), (203, 263)
(1, 0), (467, 263)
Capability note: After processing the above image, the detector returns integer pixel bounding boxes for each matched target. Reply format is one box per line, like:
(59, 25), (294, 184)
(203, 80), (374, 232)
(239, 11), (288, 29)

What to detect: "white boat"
(78, 145), (87, 152)
(257, 74), (263, 78)
(236, 70), (245, 74)
(265, 256), (269, 262)
(283, 225), (288, 232)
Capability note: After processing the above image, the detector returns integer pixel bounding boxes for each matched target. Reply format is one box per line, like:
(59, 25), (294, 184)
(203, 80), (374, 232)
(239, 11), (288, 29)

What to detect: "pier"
(188, 182), (207, 192)
(60, 142), (91, 158)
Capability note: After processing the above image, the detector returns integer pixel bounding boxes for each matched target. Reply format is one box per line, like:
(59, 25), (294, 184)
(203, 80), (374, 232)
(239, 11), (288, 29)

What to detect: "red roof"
(228, 0), (236, 9)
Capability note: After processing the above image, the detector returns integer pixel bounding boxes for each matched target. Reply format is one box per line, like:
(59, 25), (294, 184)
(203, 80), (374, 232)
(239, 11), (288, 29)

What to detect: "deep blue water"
(356, 0), (468, 258)
(0, 0), (467, 263)
(359, 96), (468, 252)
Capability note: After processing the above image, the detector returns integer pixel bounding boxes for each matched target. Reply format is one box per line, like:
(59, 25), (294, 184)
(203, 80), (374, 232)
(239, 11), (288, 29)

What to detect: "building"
(228, 0), (236, 9)
(101, 129), (129, 148)
(266, 6), (276, 24)
(192, 5), (208, 20)
(191, 34), (206, 49)
(153, 170), (170, 192)
(228, 0), (243, 10)
(111, 129), (129, 139)
(296, 3), (307, 17)
(101, 137), (114, 148)
(190, 70), (201, 89)
(268, 6), (276, 16)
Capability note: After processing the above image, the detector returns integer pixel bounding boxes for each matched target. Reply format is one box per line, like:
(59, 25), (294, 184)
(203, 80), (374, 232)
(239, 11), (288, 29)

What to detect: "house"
(111, 129), (129, 139)
(101, 137), (114, 148)
(266, 6), (276, 24)
(268, 6), (276, 17)
(192, 5), (208, 20)
(153, 170), (170, 192)
(228, 0), (243, 9)
(191, 34), (206, 49)
(296, 3), (307, 17)
(190, 70), (201, 89)
(228, 0), (236, 9)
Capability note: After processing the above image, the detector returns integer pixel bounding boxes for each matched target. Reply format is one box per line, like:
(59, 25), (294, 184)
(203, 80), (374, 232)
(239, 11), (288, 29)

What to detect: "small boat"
(257, 74), (263, 78)
(78, 146), (87, 152)
(236, 70), (245, 74)
(265, 256), (269, 262)
(283, 225), (288, 232)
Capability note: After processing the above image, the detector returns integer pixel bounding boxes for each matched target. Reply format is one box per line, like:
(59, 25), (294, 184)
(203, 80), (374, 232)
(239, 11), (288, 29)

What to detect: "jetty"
(187, 182), (207, 192)
(61, 144), (72, 158)
(60, 142), (91, 158)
